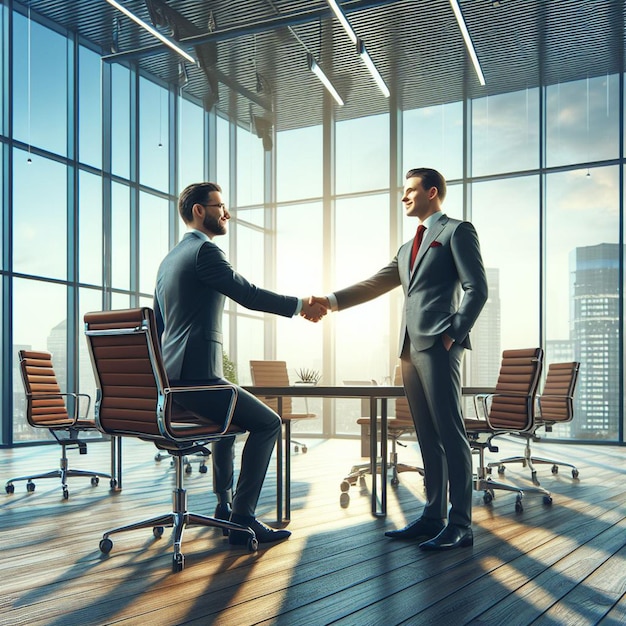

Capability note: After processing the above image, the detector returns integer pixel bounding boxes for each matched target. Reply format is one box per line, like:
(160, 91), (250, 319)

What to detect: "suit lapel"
(399, 241), (412, 282)
(409, 214), (449, 284)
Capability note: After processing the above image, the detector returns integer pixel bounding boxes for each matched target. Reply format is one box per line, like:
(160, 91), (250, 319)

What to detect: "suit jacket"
(334, 214), (488, 355)
(154, 231), (298, 381)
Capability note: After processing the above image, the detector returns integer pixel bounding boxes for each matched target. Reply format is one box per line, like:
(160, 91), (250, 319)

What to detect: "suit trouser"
(401, 339), (472, 528)
(173, 380), (281, 518)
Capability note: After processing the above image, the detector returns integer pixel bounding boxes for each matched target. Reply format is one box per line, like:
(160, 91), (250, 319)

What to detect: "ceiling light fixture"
(449, 0), (486, 86)
(326, 0), (358, 45)
(357, 39), (390, 98)
(105, 0), (196, 65)
(308, 53), (344, 106)
(326, 0), (389, 98)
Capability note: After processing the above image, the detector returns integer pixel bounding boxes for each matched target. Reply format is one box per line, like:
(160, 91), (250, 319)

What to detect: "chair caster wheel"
(91, 476), (99, 486)
(199, 464), (208, 474)
(248, 537), (259, 552)
(340, 492), (350, 508)
(302, 446), (308, 453)
(153, 526), (164, 539)
(100, 538), (113, 554)
(340, 480), (351, 493)
(572, 469), (579, 479)
(543, 495), (553, 506)
(185, 464), (192, 475)
(483, 491), (493, 505)
(551, 465), (559, 474)
(109, 478), (118, 489)
(515, 500), (524, 513)
(62, 488), (69, 500)
(172, 553), (184, 572)
(5, 483), (14, 494)
(294, 445), (299, 453)
(497, 465), (505, 475)
(391, 477), (399, 487)
(27, 481), (36, 493)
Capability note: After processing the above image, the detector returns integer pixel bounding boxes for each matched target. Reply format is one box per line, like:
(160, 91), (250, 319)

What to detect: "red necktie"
(410, 224), (426, 269)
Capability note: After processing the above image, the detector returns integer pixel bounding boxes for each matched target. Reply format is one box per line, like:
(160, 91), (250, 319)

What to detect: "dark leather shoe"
(228, 515), (291, 545)
(214, 502), (232, 536)
(419, 524), (473, 551)
(384, 517), (445, 540)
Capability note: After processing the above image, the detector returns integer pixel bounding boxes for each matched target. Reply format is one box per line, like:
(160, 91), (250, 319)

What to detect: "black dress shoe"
(384, 517), (445, 540)
(419, 524), (473, 551)
(214, 502), (232, 536)
(228, 515), (291, 545)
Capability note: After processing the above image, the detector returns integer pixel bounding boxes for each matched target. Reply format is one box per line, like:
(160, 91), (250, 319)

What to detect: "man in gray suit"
(154, 182), (326, 545)
(311, 168), (487, 550)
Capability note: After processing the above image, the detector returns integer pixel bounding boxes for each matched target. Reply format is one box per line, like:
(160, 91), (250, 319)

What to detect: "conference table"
(243, 384), (494, 522)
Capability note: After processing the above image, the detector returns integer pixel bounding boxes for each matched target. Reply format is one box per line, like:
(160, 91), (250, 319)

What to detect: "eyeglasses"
(201, 202), (226, 210)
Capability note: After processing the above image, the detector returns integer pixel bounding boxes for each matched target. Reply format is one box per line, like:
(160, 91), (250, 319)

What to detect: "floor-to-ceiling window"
(1, 5), (186, 443)
(1, 2), (624, 446)
(544, 74), (621, 441)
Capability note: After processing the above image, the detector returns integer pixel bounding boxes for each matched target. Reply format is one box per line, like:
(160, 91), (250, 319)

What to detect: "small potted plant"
(295, 368), (321, 386)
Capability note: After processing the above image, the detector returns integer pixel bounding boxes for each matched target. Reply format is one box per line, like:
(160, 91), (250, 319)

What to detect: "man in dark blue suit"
(311, 168), (487, 550)
(154, 182), (326, 545)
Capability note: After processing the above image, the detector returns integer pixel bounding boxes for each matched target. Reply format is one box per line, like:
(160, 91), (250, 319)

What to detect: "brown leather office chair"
(465, 348), (553, 512)
(249, 360), (316, 453)
(340, 365), (424, 501)
(488, 361), (581, 483)
(5, 350), (115, 499)
(84, 307), (257, 572)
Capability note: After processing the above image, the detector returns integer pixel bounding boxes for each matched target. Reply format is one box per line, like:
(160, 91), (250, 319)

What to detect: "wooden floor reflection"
(1, 435), (625, 625)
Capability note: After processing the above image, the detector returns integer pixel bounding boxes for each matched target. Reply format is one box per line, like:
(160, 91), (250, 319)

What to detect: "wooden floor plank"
(1, 436), (625, 626)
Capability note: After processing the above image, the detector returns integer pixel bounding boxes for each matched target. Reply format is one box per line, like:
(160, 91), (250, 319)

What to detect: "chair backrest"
(488, 348), (543, 431)
(249, 360), (294, 415)
(19, 350), (71, 427)
(84, 307), (237, 442)
(538, 361), (580, 424)
(394, 365), (412, 423)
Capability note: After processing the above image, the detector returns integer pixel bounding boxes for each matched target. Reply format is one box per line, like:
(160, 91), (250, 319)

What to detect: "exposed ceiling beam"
(101, 0), (398, 63)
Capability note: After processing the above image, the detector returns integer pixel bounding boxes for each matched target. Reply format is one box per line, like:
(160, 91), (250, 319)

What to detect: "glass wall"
(78, 46), (102, 169)
(545, 167), (620, 439)
(12, 12), (67, 157)
(12, 278), (67, 441)
(403, 101), (463, 181)
(471, 89), (539, 176)
(1, 2), (624, 445)
(275, 201), (325, 432)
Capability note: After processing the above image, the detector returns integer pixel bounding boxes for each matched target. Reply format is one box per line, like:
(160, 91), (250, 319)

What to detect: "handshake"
(300, 296), (330, 323)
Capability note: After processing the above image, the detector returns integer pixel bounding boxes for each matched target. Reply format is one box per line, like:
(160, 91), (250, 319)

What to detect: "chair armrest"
(166, 384), (239, 438)
(471, 393), (493, 420)
(30, 392), (85, 426)
(482, 392), (536, 432)
(73, 392), (92, 421)
(468, 391), (535, 430)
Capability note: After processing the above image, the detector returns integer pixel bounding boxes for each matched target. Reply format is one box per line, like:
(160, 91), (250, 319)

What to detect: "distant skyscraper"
(13, 344), (31, 438)
(47, 318), (67, 393)
(570, 243), (619, 439)
(545, 339), (574, 364)
(545, 339), (575, 437)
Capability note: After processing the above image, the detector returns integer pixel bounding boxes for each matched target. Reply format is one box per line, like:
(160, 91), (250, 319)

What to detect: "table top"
(243, 385), (496, 398)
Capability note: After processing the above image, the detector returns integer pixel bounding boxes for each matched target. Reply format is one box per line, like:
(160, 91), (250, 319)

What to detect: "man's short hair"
(405, 168), (446, 202)
(178, 182), (222, 223)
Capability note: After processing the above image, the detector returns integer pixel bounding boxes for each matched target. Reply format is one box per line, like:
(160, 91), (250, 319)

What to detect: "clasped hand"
(300, 295), (331, 323)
